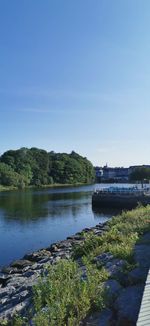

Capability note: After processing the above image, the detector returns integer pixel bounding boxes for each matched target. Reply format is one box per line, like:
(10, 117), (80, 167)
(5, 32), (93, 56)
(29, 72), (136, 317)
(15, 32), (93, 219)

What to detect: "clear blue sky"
(0, 0), (150, 167)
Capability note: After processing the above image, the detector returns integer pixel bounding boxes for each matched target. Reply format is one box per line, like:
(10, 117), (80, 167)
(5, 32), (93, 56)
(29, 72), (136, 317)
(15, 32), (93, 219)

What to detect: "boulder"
(0, 286), (16, 299)
(138, 232), (150, 244)
(94, 252), (127, 278)
(6, 276), (27, 288)
(0, 297), (31, 320)
(84, 309), (114, 326)
(11, 259), (33, 269)
(114, 285), (144, 325)
(24, 250), (51, 262)
(0, 273), (11, 286)
(105, 259), (126, 277)
(93, 252), (114, 266)
(128, 267), (147, 285)
(104, 279), (122, 305)
(134, 244), (150, 269)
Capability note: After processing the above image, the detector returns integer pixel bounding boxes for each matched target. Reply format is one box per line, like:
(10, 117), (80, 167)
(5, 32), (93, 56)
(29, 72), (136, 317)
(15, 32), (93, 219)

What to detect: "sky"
(1, 0), (150, 167)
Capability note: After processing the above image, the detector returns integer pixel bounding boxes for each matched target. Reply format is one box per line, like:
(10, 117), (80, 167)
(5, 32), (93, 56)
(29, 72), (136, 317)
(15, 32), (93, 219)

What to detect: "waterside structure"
(95, 164), (150, 183)
(92, 186), (150, 209)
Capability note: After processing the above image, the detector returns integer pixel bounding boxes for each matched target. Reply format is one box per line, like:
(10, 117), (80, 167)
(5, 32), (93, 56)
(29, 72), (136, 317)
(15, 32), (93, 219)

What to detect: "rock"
(104, 280), (122, 305)
(113, 270), (129, 286)
(96, 309), (114, 326)
(93, 252), (114, 266)
(22, 270), (35, 278)
(58, 241), (72, 249)
(0, 286), (16, 299)
(138, 232), (150, 244)
(105, 259), (126, 277)
(134, 244), (150, 269)
(24, 250), (51, 262)
(6, 275), (27, 288)
(0, 273), (11, 286)
(38, 257), (52, 264)
(51, 256), (61, 264)
(31, 263), (44, 271)
(82, 228), (91, 232)
(80, 266), (87, 281)
(94, 253), (126, 277)
(64, 253), (71, 260)
(1, 266), (22, 274)
(114, 285), (144, 324)
(22, 266), (31, 273)
(52, 249), (71, 259)
(74, 235), (85, 241)
(93, 230), (103, 235)
(128, 267), (147, 285)
(49, 244), (59, 251)
(84, 309), (114, 325)
(0, 290), (30, 308)
(0, 297), (31, 320)
(11, 259), (33, 269)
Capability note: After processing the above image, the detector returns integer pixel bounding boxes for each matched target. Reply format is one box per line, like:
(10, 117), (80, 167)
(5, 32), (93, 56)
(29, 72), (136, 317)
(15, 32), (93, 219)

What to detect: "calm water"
(0, 184), (126, 267)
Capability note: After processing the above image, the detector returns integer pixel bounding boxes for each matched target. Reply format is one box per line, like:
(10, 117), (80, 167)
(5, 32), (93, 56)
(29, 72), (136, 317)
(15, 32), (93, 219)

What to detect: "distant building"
(95, 164), (150, 183)
(102, 166), (129, 182)
(95, 165), (129, 182)
(95, 166), (103, 182)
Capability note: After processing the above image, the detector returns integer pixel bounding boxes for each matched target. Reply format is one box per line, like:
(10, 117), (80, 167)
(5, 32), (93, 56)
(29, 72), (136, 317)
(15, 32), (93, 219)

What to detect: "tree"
(0, 148), (95, 187)
(130, 167), (150, 182)
(0, 162), (26, 187)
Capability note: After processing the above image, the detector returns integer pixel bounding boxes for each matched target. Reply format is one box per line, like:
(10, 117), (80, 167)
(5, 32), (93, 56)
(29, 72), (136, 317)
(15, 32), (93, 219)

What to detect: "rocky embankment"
(0, 222), (150, 325)
(0, 223), (107, 322)
(84, 231), (150, 326)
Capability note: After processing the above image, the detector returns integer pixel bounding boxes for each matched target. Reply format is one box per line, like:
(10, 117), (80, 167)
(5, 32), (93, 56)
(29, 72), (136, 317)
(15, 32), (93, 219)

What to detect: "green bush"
(32, 259), (107, 326)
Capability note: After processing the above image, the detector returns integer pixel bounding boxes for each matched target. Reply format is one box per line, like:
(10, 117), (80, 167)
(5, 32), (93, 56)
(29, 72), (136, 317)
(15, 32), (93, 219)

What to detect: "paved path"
(137, 269), (150, 325)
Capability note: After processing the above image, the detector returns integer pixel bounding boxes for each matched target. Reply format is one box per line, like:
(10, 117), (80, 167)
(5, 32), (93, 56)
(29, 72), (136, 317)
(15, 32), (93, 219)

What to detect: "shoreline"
(0, 181), (142, 193)
(1, 206), (150, 324)
(0, 182), (94, 193)
(0, 221), (107, 321)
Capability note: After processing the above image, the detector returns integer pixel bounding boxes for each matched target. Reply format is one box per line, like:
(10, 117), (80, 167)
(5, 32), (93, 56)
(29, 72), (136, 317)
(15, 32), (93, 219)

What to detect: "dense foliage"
(130, 167), (150, 182)
(0, 148), (94, 188)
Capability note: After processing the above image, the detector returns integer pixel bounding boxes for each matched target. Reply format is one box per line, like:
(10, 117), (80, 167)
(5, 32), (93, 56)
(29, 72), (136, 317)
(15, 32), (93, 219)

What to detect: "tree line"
(0, 148), (95, 188)
(130, 167), (150, 183)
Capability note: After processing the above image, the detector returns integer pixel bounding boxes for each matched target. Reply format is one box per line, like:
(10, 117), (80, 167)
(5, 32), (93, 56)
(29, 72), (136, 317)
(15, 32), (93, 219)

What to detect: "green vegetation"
(32, 260), (107, 326)
(73, 205), (150, 264)
(130, 166), (150, 183)
(0, 148), (95, 189)
(6, 205), (150, 326)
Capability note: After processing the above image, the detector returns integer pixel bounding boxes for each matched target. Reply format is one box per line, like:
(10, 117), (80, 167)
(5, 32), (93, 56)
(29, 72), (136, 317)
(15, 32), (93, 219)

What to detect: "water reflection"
(0, 190), (92, 224)
(0, 184), (124, 266)
(92, 207), (122, 221)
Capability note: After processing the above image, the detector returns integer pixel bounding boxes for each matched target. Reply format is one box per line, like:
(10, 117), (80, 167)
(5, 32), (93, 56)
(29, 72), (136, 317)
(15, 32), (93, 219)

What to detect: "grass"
(3, 205), (150, 326)
(73, 205), (150, 264)
(0, 182), (92, 193)
(32, 260), (108, 326)
(0, 185), (17, 192)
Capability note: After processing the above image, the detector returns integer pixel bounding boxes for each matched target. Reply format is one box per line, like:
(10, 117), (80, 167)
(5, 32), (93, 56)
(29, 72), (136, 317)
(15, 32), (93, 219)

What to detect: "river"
(0, 183), (127, 267)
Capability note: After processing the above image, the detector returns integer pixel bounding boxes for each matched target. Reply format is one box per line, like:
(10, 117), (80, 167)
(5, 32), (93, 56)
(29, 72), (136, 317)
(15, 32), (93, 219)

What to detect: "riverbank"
(1, 205), (150, 325)
(0, 182), (93, 193)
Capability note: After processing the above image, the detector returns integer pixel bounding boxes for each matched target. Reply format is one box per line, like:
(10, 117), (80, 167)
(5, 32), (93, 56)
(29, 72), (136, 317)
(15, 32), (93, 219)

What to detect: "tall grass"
(73, 205), (150, 263)
(32, 260), (108, 326)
